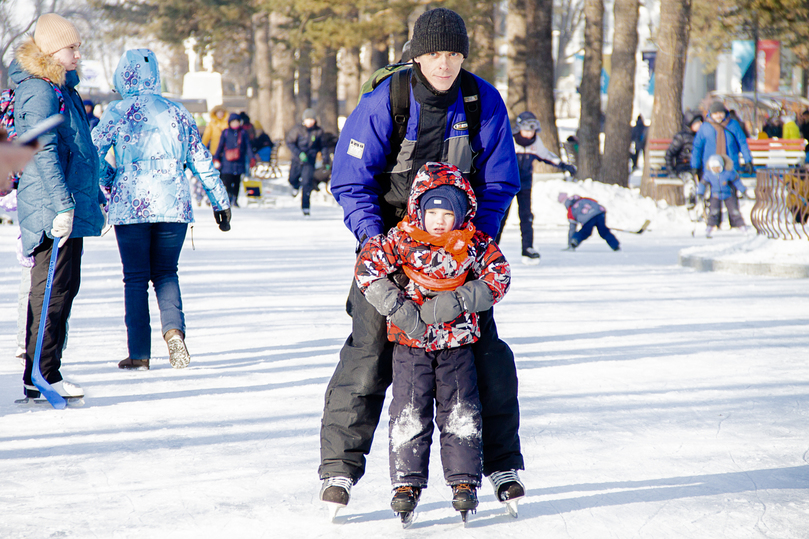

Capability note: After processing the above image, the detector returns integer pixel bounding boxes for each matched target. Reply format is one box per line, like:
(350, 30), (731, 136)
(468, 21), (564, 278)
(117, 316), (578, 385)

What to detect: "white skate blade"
(400, 510), (416, 528)
(325, 502), (344, 522)
(521, 256), (540, 266)
(504, 498), (520, 518)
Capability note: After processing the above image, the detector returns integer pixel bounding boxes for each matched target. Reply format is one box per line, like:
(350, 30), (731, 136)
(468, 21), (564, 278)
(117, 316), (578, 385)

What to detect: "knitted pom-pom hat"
(34, 13), (81, 55)
(409, 8), (469, 59)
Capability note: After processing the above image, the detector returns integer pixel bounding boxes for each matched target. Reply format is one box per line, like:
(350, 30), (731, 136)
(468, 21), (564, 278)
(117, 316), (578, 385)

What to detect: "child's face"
(709, 163), (723, 174)
(229, 120), (241, 129)
(424, 208), (455, 235)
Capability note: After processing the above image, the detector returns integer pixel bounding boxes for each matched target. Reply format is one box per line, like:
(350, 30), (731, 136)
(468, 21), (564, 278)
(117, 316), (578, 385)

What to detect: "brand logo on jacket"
(347, 138), (365, 159)
(453, 122), (468, 131)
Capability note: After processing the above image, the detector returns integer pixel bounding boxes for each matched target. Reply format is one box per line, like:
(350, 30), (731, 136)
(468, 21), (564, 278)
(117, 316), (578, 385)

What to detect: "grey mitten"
(390, 300), (426, 338)
(420, 291), (464, 325)
(455, 279), (495, 313)
(364, 278), (404, 316)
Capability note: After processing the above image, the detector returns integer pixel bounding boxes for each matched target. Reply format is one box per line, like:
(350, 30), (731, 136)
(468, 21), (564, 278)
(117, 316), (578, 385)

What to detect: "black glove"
(744, 162), (755, 175)
(214, 208), (232, 231)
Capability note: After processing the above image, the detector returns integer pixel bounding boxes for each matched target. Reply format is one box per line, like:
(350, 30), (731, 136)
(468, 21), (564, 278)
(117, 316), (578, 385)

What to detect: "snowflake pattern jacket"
(91, 49), (229, 225)
(355, 163), (510, 351)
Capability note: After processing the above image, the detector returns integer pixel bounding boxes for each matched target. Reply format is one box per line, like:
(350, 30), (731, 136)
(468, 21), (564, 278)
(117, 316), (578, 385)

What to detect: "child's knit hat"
(34, 13), (81, 55)
(420, 185), (467, 230)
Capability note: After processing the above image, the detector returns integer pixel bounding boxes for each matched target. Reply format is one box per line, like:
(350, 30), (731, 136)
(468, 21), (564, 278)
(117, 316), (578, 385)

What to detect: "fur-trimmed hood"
(11, 37), (79, 87)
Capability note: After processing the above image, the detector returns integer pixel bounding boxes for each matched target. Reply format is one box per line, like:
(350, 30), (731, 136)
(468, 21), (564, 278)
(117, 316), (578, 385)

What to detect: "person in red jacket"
(356, 162), (510, 521)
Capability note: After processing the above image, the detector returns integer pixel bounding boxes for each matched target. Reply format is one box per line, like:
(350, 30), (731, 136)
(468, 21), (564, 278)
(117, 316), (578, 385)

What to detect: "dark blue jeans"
(572, 213), (620, 250)
(114, 223), (187, 359)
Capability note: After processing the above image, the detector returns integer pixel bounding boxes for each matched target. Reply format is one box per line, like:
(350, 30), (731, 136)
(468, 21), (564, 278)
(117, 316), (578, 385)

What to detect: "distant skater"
(558, 193), (620, 251)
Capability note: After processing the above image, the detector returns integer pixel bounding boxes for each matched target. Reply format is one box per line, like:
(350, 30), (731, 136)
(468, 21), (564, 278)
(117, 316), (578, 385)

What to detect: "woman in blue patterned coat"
(92, 48), (231, 371)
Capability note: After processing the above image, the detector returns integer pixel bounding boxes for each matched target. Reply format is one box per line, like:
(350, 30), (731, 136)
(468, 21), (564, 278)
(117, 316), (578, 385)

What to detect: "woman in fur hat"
(9, 13), (107, 400)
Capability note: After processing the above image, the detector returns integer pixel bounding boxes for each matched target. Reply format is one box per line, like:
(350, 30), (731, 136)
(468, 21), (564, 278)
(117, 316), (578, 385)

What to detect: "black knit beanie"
(409, 8), (469, 60)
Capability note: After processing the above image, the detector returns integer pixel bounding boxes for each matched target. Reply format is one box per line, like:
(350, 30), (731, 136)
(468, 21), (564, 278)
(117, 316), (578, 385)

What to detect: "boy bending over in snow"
(559, 193), (621, 251)
(355, 162), (510, 523)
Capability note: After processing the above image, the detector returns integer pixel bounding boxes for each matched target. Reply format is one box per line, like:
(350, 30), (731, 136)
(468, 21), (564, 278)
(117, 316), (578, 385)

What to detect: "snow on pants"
(707, 195), (745, 228)
(319, 279), (523, 482)
(572, 213), (620, 250)
(23, 237), (82, 386)
(389, 344), (482, 487)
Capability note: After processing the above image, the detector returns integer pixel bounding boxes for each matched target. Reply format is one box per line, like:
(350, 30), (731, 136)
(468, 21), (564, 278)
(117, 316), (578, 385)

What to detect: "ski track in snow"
(0, 177), (808, 538)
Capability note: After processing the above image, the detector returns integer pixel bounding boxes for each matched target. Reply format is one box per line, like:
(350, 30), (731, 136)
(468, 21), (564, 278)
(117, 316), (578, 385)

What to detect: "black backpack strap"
(388, 67), (411, 161)
(459, 70), (481, 174)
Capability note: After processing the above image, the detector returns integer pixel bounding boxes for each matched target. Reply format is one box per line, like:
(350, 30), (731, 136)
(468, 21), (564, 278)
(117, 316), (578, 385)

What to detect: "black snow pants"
(389, 344), (481, 487)
(319, 279), (523, 483)
(23, 237), (82, 387)
(495, 184), (534, 251)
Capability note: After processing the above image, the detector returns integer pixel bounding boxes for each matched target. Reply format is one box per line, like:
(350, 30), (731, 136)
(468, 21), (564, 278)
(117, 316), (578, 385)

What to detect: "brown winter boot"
(118, 358), (150, 370)
(164, 329), (190, 369)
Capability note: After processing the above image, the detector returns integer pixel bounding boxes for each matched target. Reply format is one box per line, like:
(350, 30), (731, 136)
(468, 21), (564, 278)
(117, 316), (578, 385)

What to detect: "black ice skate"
(489, 469), (525, 517)
(451, 483), (478, 524)
(320, 476), (352, 522)
(391, 485), (421, 528)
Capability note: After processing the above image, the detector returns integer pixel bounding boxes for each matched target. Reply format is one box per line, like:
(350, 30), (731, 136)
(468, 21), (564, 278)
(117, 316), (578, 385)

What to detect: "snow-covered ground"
(1, 175), (808, 538)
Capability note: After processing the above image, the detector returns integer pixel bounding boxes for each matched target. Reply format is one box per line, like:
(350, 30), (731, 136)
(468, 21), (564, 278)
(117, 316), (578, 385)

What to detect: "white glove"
(51, 209), (74, 248)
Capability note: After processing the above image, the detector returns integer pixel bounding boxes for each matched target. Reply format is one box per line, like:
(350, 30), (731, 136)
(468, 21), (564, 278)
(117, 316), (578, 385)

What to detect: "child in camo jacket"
(355, 161), (510, 517)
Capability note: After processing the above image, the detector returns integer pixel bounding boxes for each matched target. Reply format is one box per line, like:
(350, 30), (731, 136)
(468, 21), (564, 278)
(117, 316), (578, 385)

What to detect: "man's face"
(710, 111), (726, 123)
(52, 43), (81, 71)
(303, 118), (316, 128)
(414, 51), (464, 92)
(690, 120), (702, 133)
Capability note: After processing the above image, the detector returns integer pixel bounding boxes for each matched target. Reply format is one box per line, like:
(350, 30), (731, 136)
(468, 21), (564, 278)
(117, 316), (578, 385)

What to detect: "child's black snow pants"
(389, 344), (482, 487)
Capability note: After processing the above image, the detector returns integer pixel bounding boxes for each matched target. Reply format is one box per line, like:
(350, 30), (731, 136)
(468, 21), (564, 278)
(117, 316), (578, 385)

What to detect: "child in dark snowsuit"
(559, 193), (620, 251)
(698, 154), (749, 238)
(495, 111), (576, 263)
(355, 162), (511, 520)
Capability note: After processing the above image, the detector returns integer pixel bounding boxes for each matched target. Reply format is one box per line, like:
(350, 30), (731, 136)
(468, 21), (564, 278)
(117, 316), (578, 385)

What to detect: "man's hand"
(0, 141), (39, 191)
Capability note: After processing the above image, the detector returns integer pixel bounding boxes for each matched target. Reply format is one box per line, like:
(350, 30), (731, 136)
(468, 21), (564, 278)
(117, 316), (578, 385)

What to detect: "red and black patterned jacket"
(355, 163), (510, 351)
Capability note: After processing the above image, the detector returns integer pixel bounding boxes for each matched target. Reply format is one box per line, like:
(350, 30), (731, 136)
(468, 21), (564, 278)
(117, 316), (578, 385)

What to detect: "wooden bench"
(648, 138), (807, 179)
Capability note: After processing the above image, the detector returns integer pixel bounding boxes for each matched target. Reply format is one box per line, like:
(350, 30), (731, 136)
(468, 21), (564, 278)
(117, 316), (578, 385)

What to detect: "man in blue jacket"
(320, 7), (525, 518)
(691, 100), (753, 176)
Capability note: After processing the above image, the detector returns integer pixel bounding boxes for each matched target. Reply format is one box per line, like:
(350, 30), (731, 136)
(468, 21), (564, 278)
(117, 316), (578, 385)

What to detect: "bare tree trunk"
(506, 0), (527, 120)
(341, 47), (361, 118)
(252, 12), (272, 137)
(641, 0), (692, 199)
(466, 2), (496, 84)
(296, 41), (312, 119)
(318, 48), (339, 135)
(370, 40), (388, 70)
(578, 0), (604, 181)
(601, 0), (639, 187)
(270, 11), (296, 150)
(526, 0), (559, 156)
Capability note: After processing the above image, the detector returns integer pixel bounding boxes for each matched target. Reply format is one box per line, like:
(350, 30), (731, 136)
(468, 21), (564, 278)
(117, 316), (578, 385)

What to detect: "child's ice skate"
(391, 485), (421, 528)
(320, 476), (352, 522)
(489, 469), (525, 517)
(451, 483), (478, 525)
(705, 226), (714, 239)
